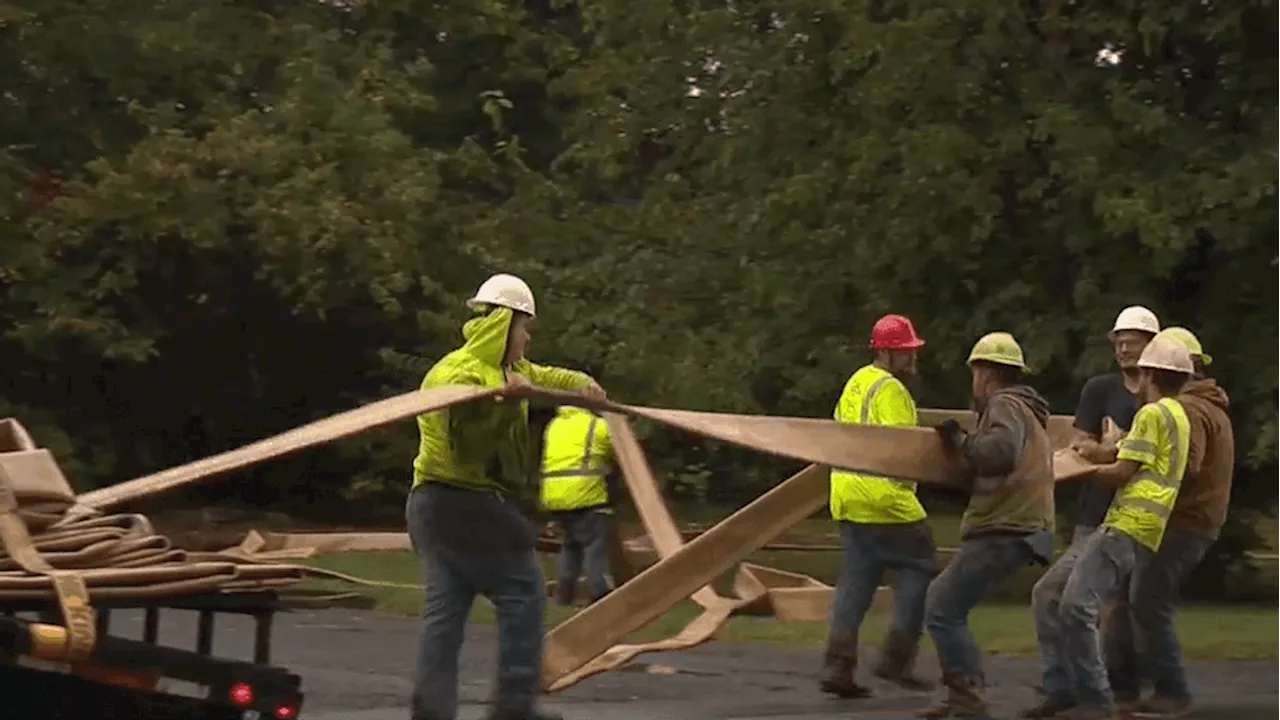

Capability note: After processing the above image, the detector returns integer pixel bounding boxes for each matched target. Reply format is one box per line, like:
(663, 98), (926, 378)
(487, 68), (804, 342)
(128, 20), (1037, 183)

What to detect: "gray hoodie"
(958, 385), (1056, 557)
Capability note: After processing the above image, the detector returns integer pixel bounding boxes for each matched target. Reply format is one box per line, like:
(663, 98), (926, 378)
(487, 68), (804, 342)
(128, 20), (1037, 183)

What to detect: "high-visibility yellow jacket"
(1107, 396), (1191, 551)
(411, 307), (593, 495)
(829, 364), (927, 524)
(539, 406), (614, 512)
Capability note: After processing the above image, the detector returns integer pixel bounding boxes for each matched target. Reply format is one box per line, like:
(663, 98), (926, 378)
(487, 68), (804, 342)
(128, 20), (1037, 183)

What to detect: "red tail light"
(274, 705), (298, 719)
(229, 682), (254, 706)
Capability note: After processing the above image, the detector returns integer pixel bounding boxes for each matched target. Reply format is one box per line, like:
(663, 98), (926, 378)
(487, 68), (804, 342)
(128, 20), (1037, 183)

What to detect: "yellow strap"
(0, 468), (96, 661)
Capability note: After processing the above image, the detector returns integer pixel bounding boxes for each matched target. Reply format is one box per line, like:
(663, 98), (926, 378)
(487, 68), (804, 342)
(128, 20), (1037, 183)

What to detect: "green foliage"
(0, 0), (1273, 593)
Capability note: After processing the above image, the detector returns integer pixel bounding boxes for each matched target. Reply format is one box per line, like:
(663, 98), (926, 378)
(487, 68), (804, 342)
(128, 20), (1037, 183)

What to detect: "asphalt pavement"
(99, 607), (1277, 720)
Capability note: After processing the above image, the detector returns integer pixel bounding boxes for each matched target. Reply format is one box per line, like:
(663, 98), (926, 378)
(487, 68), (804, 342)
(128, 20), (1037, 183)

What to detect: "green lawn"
(298, 549), (1279, 662)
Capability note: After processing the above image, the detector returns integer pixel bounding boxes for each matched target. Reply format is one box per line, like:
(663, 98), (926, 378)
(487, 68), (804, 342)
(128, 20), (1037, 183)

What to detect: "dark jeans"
(1060, 527), (1151, 711)
(552, 508), (613, 603)
(1032, 525), (1097, 699)
(826, 520), (936, 659)
(406, 483), (546, 720)
(925, 534), (1036, 682)
(1106, 525), (1213, 702)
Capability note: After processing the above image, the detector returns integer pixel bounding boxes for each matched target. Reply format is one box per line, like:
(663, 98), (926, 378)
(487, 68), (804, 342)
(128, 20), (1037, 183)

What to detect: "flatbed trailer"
(0, 590), (304, 719)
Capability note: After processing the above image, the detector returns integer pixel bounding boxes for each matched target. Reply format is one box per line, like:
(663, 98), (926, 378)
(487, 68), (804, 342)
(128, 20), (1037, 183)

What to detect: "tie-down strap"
(0, 469), (96, 661)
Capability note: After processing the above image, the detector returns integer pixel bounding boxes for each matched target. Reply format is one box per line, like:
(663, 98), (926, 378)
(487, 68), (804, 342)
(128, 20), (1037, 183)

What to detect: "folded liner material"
(1, 386), (1101, 683)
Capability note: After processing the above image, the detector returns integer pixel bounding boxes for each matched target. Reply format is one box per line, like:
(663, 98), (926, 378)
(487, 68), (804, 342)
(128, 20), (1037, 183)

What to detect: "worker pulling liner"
(1101, 327), (1235, 718)
(1034, 335), (1195, 720)
(821, 313), (936, 699)
(406, 273), (604, 720)
(921, 332), (1056, 718)
(1025, 305), (1160, 718)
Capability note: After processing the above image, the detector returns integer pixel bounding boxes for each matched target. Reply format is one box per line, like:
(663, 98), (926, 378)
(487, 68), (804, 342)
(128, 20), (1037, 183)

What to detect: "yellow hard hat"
(967, 332), (1028, 371)
(1137, 336), (1194, 374)
(1157, 327), (1212, 366)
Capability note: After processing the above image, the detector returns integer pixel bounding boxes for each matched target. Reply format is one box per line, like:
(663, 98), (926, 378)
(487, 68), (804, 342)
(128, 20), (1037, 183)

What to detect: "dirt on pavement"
(97, 606), (1278, 720)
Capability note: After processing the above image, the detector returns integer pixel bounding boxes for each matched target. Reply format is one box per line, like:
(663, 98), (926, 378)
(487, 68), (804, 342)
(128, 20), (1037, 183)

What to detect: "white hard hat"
(466, 273), (536, 317)
(1136, 336), (1194, 374)
(1110, 305), (1160, 337)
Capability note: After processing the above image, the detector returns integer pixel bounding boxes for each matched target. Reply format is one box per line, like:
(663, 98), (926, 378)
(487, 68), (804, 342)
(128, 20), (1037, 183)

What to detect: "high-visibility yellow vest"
(539, 406), (614, 512)
(1106, 396), (1191, 551)
(829, 364), (927, 524)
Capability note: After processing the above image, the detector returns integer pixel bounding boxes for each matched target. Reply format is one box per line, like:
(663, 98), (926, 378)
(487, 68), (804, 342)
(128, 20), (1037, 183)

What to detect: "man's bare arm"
(1091, 458), (1141, 489)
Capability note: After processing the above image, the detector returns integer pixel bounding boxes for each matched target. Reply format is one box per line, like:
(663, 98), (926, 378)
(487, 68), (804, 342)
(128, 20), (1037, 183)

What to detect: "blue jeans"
(826, 521), (935, 659)
(1032, 525), (1097, 699)
(1106, 525), (1212, 702)
(1060, 527), (1151, 710)
(925, 534), (1035, 682)
(406, 483), (547, 720)
(553, 509), (613, 603)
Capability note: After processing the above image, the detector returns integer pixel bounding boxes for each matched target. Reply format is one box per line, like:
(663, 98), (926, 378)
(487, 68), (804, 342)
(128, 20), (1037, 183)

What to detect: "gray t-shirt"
(1071, 373), (1140, 529)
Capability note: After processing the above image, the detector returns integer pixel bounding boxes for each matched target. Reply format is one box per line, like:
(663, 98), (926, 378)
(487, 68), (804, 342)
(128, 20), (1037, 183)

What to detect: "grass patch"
(297, 550), (1279, 662)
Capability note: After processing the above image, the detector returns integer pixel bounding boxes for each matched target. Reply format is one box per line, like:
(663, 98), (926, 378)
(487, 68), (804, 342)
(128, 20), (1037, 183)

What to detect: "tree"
(0, 0), (1273, 594)
(518, 0), (1278, 586)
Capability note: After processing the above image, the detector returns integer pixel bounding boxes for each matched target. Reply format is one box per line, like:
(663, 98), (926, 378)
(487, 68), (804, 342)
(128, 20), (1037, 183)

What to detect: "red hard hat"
(870, 314), (925, 350)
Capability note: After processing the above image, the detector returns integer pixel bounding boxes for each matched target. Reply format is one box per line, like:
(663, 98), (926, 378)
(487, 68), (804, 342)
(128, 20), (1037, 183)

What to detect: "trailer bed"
(0, 591), (304, 719)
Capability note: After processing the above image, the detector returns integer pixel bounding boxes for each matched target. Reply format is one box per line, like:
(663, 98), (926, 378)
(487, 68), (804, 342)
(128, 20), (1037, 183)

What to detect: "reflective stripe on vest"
(540, 414), (610, 511)
(860, 376), (893, 424)
(829, 371), (926, 524)
(1105, 400), (1187, 550)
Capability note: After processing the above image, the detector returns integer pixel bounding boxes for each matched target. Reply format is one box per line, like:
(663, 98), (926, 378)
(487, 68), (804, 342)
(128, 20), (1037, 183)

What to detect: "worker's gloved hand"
(1070, 437), (1097, 454)
(1070, 437), (1108, 463)
(935, 420), (968, 452)
(498, 372), (534, 401)
(1078, 441), (1117, 464)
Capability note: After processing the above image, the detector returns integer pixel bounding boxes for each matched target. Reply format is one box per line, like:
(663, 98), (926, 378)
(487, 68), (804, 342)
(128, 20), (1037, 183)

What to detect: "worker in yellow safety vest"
(820, 313), (936, 700)
(407, 273), (604, 720)
(1039, 336), (1194, 720)
(540, 405), (617, 606)
(1102, 327), (1236, 717)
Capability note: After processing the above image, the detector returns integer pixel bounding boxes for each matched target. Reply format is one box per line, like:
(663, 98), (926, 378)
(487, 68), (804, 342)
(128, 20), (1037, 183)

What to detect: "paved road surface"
(100, 607), (1277, 719)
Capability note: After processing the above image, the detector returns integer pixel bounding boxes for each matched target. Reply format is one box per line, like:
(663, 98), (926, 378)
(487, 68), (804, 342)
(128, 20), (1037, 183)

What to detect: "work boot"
(1056, 707), (1119, 720)
(1114, 694), (1140, 714)
(488, 706), (565, 720)
(916, 673), (989, 718)
(872, 629), (935, 691)
(818, 640), (872, 699)
(1132, 697), (1192, 718)
(1019, 693), (1077, 718)
(553, 579), (576, 607)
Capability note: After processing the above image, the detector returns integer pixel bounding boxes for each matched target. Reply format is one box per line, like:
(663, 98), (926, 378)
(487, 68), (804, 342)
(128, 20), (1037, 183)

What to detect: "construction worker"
(540, 405), (618, 606)
(406, 273), (605, 720)
(1023, 304), (1160, 718)
(920, 332), (1056, 719)
(1037, 336), (1194, 720)
(820, 313), (935, 700)
(1100, 328), (1235, 716)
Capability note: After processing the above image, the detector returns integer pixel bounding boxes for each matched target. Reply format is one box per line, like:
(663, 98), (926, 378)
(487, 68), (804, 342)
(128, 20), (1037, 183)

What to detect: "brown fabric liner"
(3, 385), (1100, 675)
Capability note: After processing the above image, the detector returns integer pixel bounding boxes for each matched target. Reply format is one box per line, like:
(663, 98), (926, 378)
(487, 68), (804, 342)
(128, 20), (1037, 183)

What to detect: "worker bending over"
(821, 314), (935, 699)
(1024, 305), (1159, 718)
(1099, 328), (1235, 716)
(920, 332), (1055, 718)
(407, 273), (605, 720)
(1041, 336), (1194, 720)
(540, 405), (618, 606)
